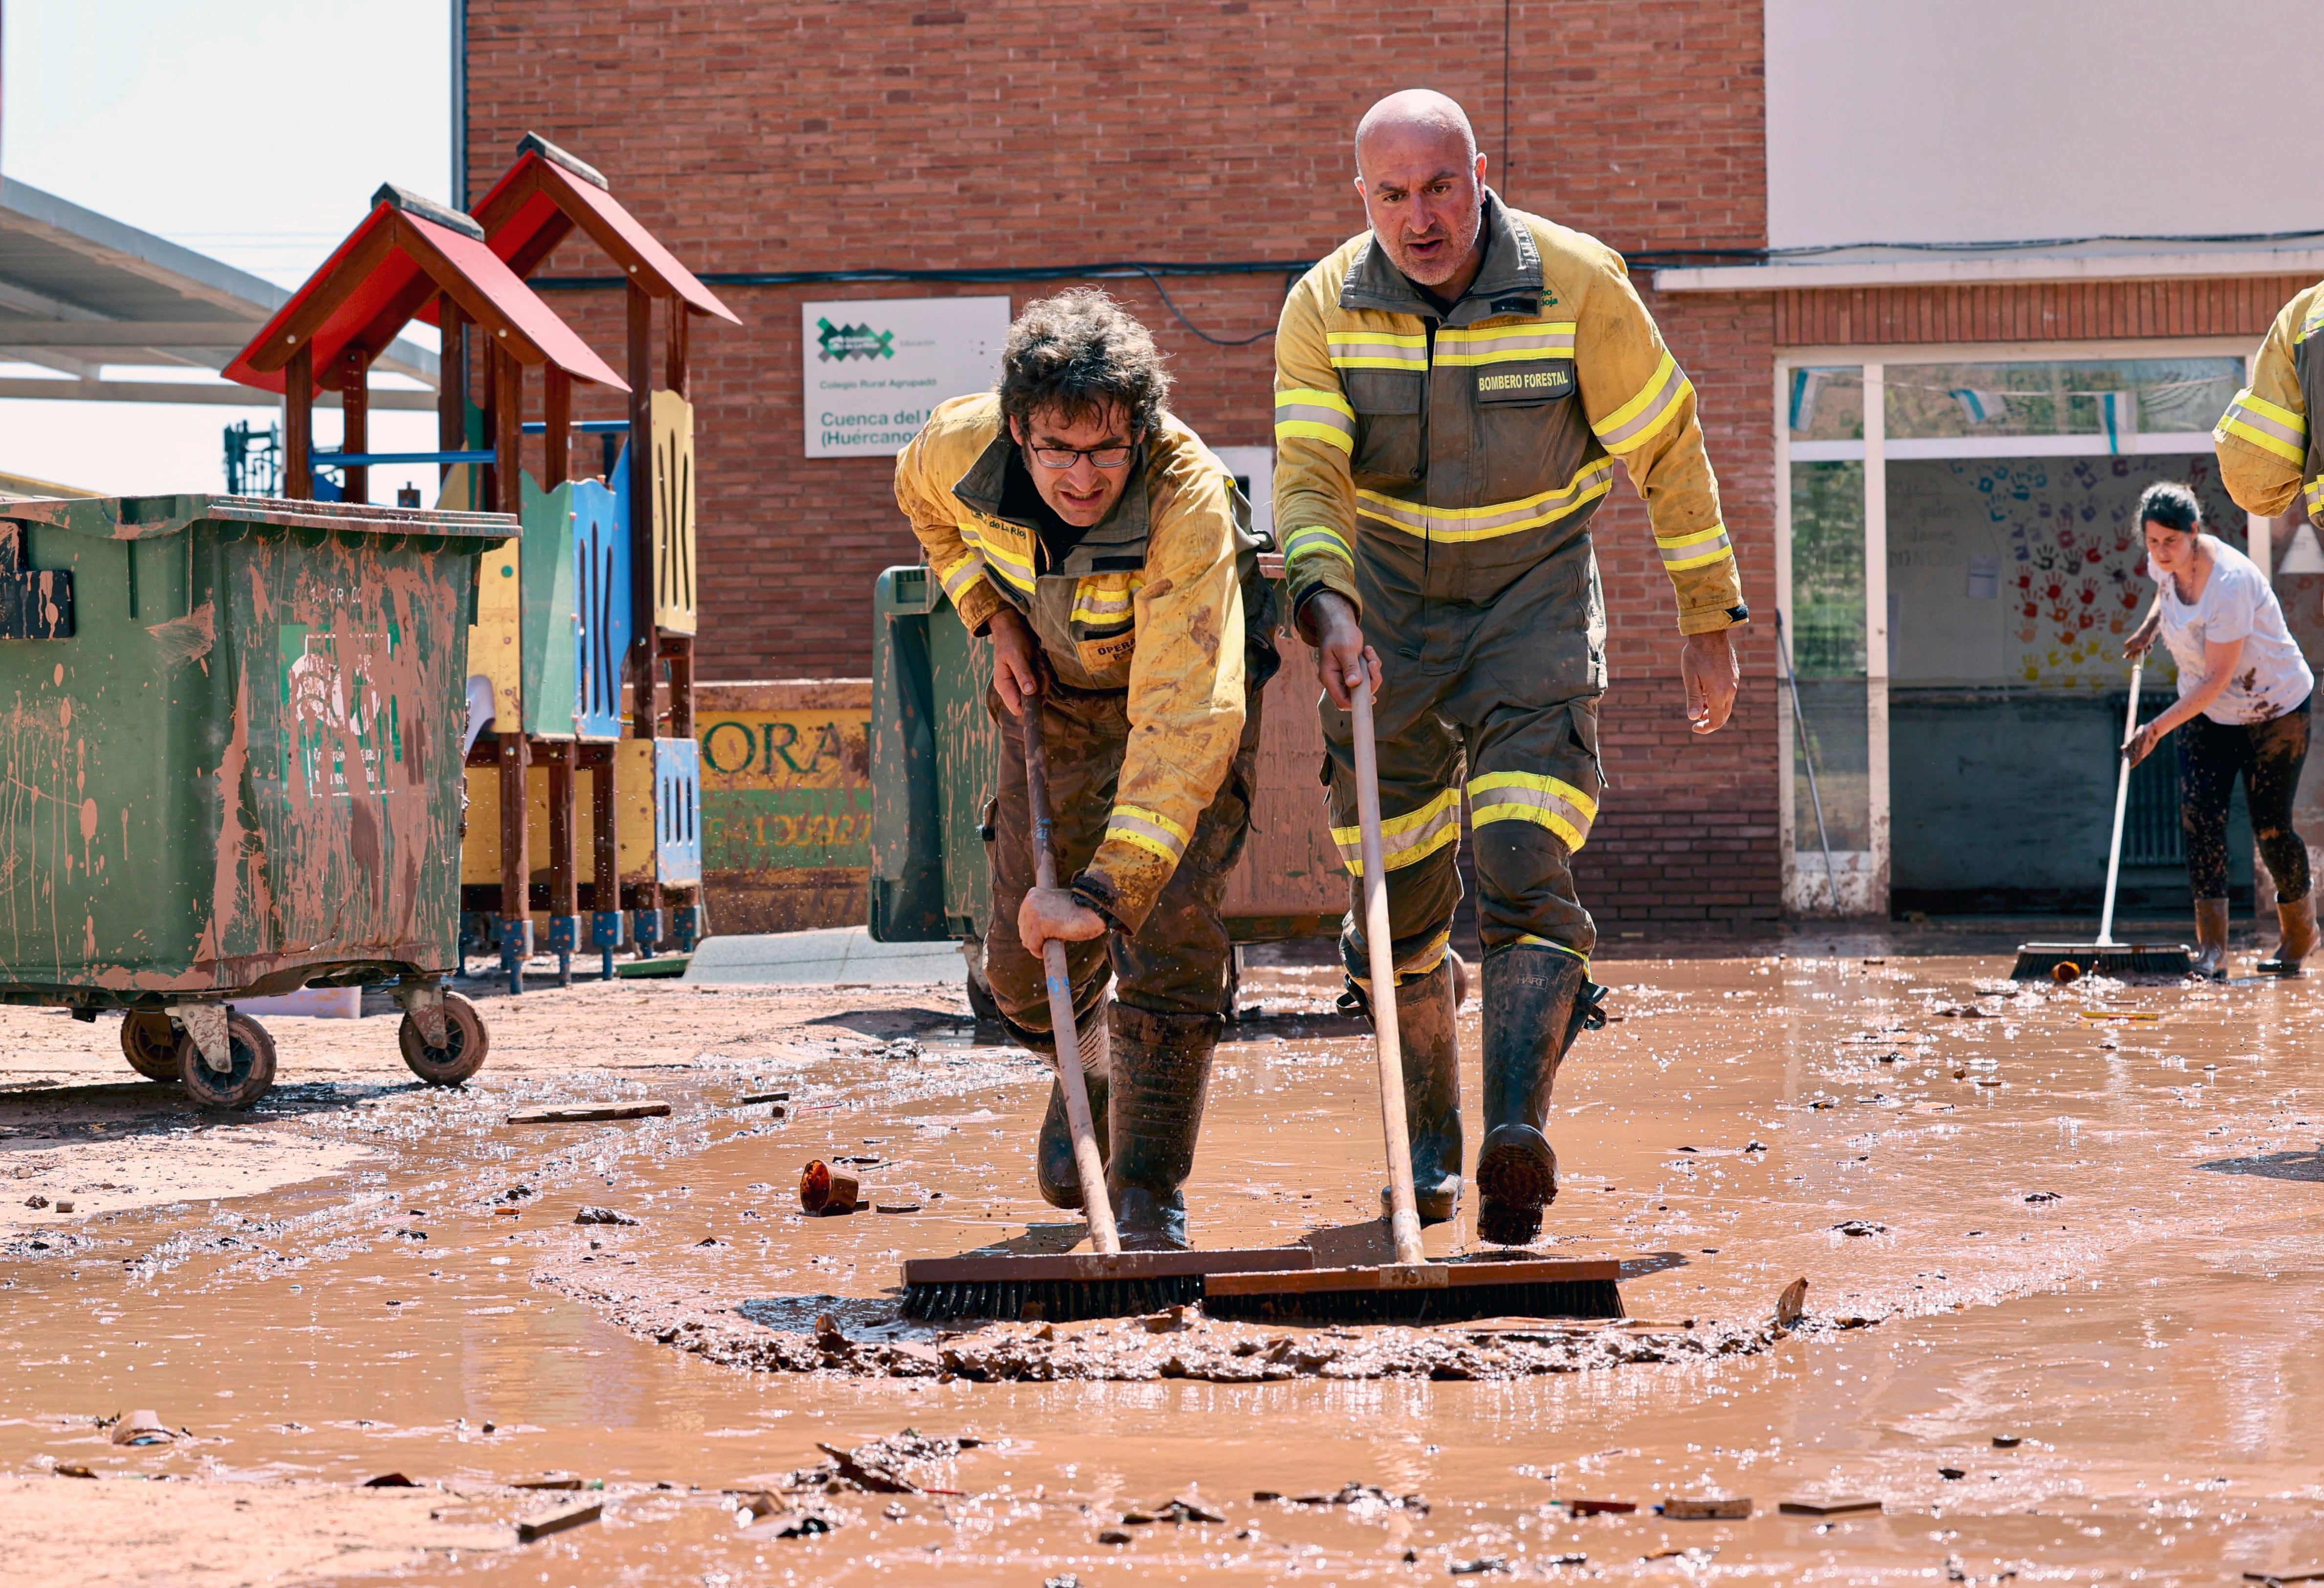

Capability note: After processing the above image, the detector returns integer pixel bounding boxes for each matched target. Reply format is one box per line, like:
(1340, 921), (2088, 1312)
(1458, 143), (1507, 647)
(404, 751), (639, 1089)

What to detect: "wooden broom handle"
(1353, 682), (1426, 1266)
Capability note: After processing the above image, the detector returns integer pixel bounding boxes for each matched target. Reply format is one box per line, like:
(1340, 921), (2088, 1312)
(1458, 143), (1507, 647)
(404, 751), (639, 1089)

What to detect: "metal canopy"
(0, 177), (439, 409)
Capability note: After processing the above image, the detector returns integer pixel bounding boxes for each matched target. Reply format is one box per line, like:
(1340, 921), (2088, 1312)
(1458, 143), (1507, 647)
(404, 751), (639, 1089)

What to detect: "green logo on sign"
(816, 317), (895, 362)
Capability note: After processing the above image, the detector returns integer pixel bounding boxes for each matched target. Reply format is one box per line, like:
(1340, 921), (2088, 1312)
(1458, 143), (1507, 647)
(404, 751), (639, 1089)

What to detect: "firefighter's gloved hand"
(1307, 591), (1383, 710)
(1681, 629), (1739, 735)
(1020, 886), (1106, 956)
(989, 606), (1042, 717)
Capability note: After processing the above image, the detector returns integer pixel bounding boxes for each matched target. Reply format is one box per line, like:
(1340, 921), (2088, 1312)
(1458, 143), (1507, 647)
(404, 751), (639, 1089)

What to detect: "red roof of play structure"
(224, 192), (628, 396)
(468, 140), (740, 325)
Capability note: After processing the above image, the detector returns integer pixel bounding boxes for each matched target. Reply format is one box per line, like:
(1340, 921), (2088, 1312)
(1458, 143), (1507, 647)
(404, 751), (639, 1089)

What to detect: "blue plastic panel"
(571, 475), (630, 741)
(654, 736), (702, 886)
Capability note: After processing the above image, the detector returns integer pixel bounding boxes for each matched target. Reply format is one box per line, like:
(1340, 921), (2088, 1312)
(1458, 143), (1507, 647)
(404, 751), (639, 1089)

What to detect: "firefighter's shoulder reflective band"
(1275, 388), (1356, 452)
(1105, 803), (1189, 864)
(1434, 321), (1577, 366)
(1327, 328), (1428, 370)
(1070, 576), (1141, 627)
(1656, 520), (1734, 572)
(1356, 460), (1616, 544)
(962, 521), (1035, 593)
(1283, 524), (1355, 567)
(936, 549), (990, 604)
(1593, 351), (1693, 456)
(2217, 389), (2306, 464)
(1466, 770), (1598, 853)
(1330, 786), (1461, 877)
(2302, 302), (2324, 345)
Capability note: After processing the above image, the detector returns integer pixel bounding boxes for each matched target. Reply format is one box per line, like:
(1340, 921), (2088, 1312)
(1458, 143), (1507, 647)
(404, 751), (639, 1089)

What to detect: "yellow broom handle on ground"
(1352, 681), (1427, 1267)
(1022, 700), (1120, 1257)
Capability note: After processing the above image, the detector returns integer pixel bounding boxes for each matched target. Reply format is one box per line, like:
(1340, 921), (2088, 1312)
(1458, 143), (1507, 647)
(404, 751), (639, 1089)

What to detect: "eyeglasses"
(1028, 443), (1135, 470)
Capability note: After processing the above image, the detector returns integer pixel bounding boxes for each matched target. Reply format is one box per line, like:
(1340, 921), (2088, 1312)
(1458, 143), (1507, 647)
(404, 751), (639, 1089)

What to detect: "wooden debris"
(506, 1103), (670, 1125)
(517, 1501), (602, 1542)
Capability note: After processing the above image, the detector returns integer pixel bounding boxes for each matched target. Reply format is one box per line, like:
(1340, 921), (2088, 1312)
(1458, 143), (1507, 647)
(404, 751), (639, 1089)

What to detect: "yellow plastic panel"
(650, 389), (698, 635)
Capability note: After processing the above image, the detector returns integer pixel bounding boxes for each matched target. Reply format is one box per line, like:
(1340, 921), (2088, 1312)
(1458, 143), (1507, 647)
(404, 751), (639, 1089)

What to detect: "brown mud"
(2, 948), (2322, 1584)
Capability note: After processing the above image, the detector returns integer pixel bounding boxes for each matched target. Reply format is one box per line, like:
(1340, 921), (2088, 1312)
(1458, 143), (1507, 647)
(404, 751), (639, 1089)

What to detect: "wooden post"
(544, 365), (571, 485)
(437, 295), (466, 495)
(284, 344), (314, 501)
(498, 729), (530, 992)
(547, 741), (578, 987)
(664, 295), (690, 399)
(663, 635), (694, 739)
(493, 345), (524, 514)
(587, 741), (621, 978)
(339, 345), (370, 506)
(626, 283), (658, 743)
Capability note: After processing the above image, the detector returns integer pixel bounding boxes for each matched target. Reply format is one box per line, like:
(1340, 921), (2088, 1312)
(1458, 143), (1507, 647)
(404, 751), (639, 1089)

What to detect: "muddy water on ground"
(2, 958), (2322, 1584)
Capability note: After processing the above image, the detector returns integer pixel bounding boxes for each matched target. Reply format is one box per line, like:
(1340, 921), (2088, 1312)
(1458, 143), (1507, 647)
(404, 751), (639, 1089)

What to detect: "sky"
(1, 0), (451, 496)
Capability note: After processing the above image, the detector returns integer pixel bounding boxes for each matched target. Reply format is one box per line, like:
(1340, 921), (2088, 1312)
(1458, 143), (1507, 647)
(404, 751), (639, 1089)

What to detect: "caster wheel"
(398, 992), (488, 1086)
(178, 1012), (277, 1109)
(120, 1012), (180, 1081)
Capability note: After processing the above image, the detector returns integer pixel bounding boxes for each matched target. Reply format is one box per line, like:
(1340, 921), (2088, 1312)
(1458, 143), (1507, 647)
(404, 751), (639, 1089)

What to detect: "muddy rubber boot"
(1105, 1004), (1219, 1253)
(1374, 956), (1464, 1226)
(2257, 893), (2318, 977)
(1035, 1007), (1111, 1210)
(1474, 947), (1601, 1248)
(2191, 896), (2232, 982)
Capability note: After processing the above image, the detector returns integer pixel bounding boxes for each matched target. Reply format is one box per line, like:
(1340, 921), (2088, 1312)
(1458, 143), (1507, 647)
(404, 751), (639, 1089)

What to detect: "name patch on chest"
(1474, 360), (1575, 404)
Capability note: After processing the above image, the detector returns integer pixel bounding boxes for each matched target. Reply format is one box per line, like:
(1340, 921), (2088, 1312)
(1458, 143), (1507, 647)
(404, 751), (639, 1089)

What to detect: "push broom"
(2011, 659), (2193, 980)
(898, 693), (1308, 1323)
(1199, 674), (1622, 1324)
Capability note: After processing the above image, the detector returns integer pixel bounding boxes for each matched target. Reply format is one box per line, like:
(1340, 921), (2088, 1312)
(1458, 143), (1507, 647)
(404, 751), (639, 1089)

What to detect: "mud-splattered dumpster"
(0, 494), (515, 1107)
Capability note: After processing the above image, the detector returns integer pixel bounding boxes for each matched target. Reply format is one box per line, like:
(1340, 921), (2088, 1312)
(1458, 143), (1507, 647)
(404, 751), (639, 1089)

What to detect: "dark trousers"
(2180, 693), (2312, 903)
(981, 682), (1260, 1046)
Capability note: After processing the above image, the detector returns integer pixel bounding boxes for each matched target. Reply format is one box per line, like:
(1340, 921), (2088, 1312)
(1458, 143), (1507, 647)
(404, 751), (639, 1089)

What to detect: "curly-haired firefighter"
(894, 289), (1278, 1250)
(1274, 90), (1747, 1246)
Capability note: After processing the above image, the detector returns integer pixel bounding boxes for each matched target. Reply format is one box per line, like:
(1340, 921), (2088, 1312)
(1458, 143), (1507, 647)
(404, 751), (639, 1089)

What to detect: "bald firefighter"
(895, 289), (1277, 1250)
(1274, 90), (1745, 1246)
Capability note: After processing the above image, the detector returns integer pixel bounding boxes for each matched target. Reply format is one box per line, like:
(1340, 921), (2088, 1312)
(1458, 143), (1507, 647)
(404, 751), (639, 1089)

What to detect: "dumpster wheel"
(398, 992), (489, 1086)
(177, 1013), (277, 1110)
(121, 1012), (180, 1082)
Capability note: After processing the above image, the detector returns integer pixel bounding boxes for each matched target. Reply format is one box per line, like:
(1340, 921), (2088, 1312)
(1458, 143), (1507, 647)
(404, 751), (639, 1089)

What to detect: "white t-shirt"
(2147, 536), (2314, 724)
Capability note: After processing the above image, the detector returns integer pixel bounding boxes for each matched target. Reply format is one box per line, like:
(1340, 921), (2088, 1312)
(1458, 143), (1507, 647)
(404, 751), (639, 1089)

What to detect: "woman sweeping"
(2123, 482), (2315, 979)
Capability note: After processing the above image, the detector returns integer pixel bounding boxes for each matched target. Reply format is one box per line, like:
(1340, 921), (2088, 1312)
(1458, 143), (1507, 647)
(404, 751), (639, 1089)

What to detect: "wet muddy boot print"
(1103, 1004), (1219, 1252)
(1376, 956), (1464, 1226)
(1474, 948), (1598, 1247)
(2192, 897), (2232, 981)
(1036, 1005), (1112, 1210)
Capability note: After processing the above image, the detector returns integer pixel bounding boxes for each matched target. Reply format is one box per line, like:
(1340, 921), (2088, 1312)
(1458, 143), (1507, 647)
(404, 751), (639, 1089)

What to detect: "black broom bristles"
(899, 1273), (1623, 1326)
(899, 1274), (1207, 1323)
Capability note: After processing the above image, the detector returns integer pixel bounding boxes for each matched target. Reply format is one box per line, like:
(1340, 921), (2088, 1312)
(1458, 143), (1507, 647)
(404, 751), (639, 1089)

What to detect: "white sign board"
(802, 296), (1012, 458)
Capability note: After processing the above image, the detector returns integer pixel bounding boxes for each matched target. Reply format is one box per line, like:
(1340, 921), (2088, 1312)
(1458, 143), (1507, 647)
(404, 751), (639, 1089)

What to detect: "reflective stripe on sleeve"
(2305, 476), (2324, 518)
(1282, 525), (1356, 568)
(1105, 803), (1190, 865)
(1592, 352), (1693, 456)
(935, 551), (989, 604)
(1466, 770), (1598, 852)
(1274, 388), (1357, 453)
(1327, 329), (1429, 371)
(962, 524), (1035, 593)
(1656, 521), (1735, 572)
(1356, 460), (1616, 544)
(1330, 787), (1461, 878)
(2216, 389), (2307, 464)
(1433, 321), (1577, 366)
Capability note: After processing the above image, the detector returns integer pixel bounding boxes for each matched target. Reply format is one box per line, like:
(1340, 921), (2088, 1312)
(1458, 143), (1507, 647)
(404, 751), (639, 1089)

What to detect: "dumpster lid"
(0, 493), (521, 545)
(222, 191), (628, 397)
(469, 135), (741, 325)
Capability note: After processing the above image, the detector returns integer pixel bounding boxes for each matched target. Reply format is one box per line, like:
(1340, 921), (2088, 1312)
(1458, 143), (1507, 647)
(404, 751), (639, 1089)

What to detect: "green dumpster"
(0, 493), (515, 1106)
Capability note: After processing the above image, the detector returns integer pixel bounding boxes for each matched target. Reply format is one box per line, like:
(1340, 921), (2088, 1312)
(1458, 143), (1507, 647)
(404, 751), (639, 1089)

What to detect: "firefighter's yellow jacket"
(1273, 191), (1744, 636)
(895, 393), (1263, 933)
(2216, 282), (2324, 522)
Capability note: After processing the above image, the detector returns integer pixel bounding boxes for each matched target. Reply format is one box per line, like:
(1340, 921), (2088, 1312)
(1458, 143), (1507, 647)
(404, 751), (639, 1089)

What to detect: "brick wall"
(464, 0), (1777, 923)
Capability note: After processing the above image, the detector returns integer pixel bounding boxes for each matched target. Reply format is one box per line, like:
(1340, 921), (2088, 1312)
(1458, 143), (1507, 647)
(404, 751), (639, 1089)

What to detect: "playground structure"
(225, 136), (739, 994)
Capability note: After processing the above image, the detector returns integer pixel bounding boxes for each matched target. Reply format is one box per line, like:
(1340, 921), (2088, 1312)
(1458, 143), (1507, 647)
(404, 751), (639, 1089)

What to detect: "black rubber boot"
(1474, 947), (1604, 1247)
(1105, 1004), (1219, 1252)
(1373, 955), (1464, 1225)
(1034, 1008), (1111, 1211)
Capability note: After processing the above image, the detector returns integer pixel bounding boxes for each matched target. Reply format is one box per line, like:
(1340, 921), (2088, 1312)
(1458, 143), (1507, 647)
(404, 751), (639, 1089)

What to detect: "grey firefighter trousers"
(981, 680), (1261, 1041)
(1321, 531), (1605, 984)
